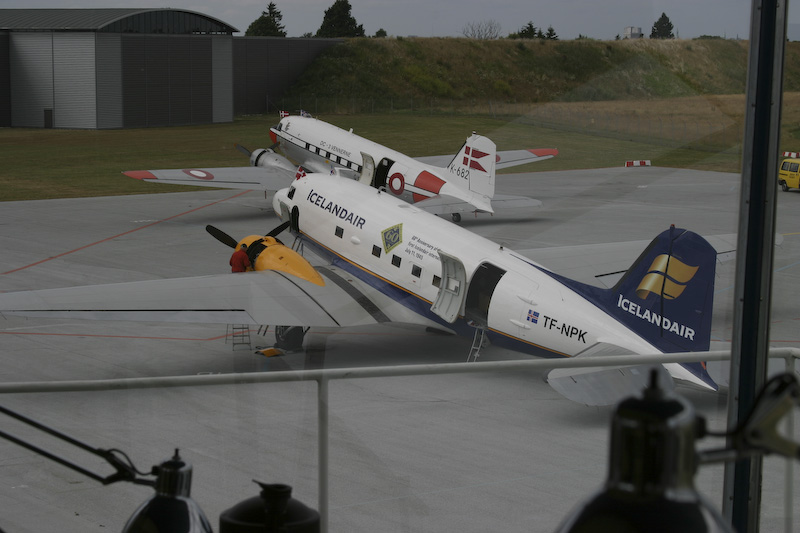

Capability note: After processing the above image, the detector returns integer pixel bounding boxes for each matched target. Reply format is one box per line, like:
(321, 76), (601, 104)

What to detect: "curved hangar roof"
(0, 8), (237, 34)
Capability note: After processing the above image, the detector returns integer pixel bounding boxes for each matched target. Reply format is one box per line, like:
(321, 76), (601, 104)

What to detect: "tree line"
(247, 2), (677, 41)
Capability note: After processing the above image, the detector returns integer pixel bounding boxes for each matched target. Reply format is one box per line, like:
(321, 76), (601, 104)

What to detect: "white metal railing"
(0, 348), (797, 532)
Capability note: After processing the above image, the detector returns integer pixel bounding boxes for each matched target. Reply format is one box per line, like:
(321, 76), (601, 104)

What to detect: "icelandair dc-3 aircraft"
(124, 114), (558, 221)
(0, 172), (718, 406)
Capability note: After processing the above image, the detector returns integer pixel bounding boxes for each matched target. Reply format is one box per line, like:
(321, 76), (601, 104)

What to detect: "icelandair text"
(617, 295), (695, 340)
(307, 189), (366, 229)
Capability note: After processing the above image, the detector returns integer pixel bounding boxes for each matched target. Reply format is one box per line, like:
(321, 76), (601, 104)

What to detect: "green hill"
(284, 37), (800, 105)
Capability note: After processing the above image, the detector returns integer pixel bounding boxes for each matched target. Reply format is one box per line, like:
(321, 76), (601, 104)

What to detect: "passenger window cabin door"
(431, 251), (467, 323)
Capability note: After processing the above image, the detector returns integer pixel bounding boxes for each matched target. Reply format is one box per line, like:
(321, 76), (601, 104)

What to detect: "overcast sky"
(4, 0), (799, 40)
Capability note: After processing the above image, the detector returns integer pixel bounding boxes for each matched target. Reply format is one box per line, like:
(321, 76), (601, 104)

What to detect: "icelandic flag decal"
(527, 310), (539, 324)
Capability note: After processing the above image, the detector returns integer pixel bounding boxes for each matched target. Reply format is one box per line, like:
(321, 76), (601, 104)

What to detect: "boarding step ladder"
(467, 324), (488, 362)
(292, 237), (304, 255)
(226, 324), (252, 350)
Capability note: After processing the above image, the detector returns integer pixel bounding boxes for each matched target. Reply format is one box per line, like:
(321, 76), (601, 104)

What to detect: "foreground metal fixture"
(0, 405), (212, 532)
(122, 450), (213, 533)
(555, 371), (800, 532)
(220, 481), (320, 532)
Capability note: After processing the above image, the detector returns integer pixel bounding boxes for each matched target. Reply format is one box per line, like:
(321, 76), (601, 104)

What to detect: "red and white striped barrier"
(624, 160), (651, 167)
(783, 151), (800, 158)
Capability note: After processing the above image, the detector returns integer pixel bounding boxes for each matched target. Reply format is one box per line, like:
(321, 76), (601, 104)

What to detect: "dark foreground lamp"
(0, 405), (211, 532)
(219, 481), (320, 532)
(122, 450), (213, 533)
(554, 370), (800, 533)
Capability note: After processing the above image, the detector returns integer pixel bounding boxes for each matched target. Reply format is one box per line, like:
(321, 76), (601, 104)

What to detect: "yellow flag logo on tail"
(636, 254), (699, 300)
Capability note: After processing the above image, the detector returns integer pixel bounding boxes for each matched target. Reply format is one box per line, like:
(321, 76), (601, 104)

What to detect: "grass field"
(4, 92), (798, 202)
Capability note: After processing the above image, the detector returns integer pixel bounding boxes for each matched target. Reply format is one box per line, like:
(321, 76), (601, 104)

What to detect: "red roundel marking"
(389, 173), (405, 195)
(414, 171), (446, 195)
(182, 169), (215, 180)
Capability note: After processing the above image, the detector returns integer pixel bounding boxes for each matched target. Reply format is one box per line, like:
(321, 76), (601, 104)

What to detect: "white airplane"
(0, 172), (719, 406)
(124, 114), (557, 222)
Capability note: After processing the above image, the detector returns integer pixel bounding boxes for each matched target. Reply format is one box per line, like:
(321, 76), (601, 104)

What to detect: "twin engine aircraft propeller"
(206, 223), (324, 287)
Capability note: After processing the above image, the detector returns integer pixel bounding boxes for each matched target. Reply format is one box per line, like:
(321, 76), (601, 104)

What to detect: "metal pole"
(318, 377), (329, 533)
(785, 356), (795, 533)
(722, 0), (787, 530)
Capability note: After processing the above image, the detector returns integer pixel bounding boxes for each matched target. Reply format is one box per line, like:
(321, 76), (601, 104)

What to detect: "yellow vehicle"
(778, 158), (800, 191)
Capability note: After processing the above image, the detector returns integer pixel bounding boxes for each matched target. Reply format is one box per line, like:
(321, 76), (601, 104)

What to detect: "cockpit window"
(288, 187), (296, 199)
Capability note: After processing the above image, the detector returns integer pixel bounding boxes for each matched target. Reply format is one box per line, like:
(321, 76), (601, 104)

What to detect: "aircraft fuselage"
(273, 174), (658, 360)
(270, 116), (494, 212)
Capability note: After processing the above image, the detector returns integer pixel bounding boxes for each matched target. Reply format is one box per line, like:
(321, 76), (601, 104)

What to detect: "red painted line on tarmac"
(1, 190), (253, 276)
(0, 331), (230, 341)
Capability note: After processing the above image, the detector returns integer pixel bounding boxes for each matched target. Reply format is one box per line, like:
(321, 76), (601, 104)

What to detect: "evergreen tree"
(316, 0), (365, 38)
(246, 2), (286, 37)
(516, 21), (537, 39)
(650, 12), (674, 39)
(544, 26), (558, 40)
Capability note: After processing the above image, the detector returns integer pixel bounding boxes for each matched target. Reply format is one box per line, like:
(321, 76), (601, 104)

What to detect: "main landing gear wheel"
(274, 326), (306, 351)
(781, 181), (789, 192)
(451, 213), (462, 223)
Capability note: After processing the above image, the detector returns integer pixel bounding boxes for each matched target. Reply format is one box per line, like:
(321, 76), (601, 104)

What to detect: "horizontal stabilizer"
(496, 148), (558, 169)
(546, 342), (674, 405)
(547, 364), (673, 406)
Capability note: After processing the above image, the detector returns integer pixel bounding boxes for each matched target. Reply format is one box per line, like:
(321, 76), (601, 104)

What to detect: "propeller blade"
(235, 143), (251, 157)
(206, 225), (239, 249)
(267, 221), (291, 238)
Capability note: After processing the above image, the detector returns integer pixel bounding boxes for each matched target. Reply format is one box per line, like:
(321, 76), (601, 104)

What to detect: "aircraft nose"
(273, 189), (288, 219)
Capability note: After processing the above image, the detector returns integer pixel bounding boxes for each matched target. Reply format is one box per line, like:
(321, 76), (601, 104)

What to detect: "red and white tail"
(446, 134), (497, 199)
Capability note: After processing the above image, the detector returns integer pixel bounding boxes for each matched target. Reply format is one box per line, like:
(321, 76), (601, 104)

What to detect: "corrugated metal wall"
(9, 32), (53, 128)
(53, 33), (96, 129)
(120, 34), (224, 128)
(233, 37), (341, 116)
(0, 32), (10, 127)
(212, 37), (232, 123)
(96, 33), (123, 129)
(191, 37), (213, 124)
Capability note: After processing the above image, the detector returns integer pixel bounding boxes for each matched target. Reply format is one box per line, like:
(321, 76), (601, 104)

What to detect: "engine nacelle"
(249, 149), (296, 173)
(236, 234), (324, 286)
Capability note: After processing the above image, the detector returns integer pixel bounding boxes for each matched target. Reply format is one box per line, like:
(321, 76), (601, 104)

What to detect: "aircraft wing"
(414, 194), (542, 217)
(123, 166), (296, 191)
(0, 266), (439, 330)
(415, 148), (558, 169)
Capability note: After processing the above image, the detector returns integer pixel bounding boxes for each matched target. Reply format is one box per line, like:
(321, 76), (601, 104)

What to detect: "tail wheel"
(274, 325), (306, 351)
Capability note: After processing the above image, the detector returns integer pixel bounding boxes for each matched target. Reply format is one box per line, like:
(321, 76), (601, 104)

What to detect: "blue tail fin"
(609, 226), (716, 354)
(556, 227), (717, 387)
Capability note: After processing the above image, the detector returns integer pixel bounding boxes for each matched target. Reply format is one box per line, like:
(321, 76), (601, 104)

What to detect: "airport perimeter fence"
(273, 96), (744, 155)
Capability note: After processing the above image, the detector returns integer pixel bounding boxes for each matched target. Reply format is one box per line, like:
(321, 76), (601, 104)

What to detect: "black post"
(722, 0), (787, 531)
